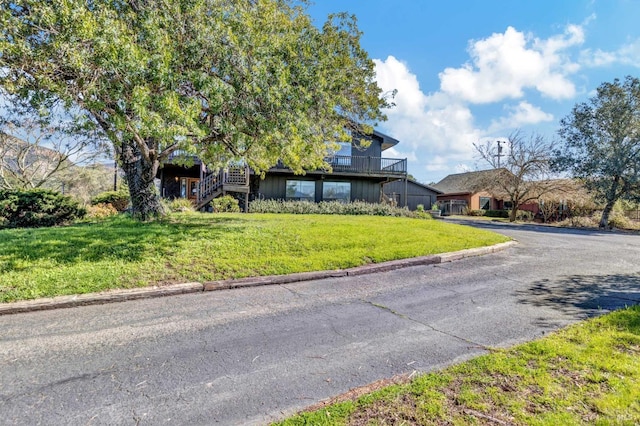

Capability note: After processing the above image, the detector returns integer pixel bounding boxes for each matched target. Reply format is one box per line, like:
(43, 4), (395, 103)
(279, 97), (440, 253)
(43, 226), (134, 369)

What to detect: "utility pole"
(495, 140), (504, 168)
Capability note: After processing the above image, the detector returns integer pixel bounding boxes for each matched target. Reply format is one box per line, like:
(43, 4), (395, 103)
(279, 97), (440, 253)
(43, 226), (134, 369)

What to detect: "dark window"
(286, 180), (315, 201)
(479, 196), (491, 210)
(323, 182), (351, 202)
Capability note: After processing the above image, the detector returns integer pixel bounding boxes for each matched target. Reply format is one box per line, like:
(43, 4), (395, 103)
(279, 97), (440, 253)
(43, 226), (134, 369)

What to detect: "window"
(323, 181), (351, 202)
(180, 177), (187, 198)
(327, 142), (352, 166)
(479, 196), (491, 210)
(286, 180), (315, 201)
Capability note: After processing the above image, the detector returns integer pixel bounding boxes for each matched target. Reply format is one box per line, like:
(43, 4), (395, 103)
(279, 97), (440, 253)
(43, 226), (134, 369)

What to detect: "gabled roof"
(406, 179), (443, 194)
(433, 169), (504, 194)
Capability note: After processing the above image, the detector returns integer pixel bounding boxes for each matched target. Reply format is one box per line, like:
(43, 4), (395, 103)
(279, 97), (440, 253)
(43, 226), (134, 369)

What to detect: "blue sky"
(308, 0), (640, 184)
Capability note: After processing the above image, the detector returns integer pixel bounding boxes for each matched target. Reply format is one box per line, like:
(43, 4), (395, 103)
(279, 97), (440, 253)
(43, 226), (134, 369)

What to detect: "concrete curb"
(0, 241), (517, 316)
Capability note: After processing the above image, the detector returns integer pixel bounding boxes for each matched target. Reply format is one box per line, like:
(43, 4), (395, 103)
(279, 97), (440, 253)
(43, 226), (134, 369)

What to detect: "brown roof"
(433, 169), (505, 194)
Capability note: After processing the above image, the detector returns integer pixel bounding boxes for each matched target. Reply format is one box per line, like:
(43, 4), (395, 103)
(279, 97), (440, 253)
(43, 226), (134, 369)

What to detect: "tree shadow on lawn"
(516, 272), (640, 321)
(0, 216), (247, 267)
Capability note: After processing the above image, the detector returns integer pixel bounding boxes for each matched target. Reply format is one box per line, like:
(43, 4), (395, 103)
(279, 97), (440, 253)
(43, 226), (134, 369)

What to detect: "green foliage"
(416, 204), (425, 212)
(556, 76), (640, 227)
(0, 189), (86, 229)
(163, 198), (195, 213)
(91, 190), (130, 212)
(0, 213), (509, 302)
(484, 210), (509, 218)
(212, 195), (241, 213)
(0, 0), (390, 218)
(249, 200), (422, 218)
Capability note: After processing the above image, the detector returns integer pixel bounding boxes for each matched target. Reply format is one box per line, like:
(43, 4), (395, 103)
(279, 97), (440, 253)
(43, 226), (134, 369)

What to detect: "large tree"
(556, 76), (640, 228)
(0, 0), (389, 219)
(474, 131), (560, 222)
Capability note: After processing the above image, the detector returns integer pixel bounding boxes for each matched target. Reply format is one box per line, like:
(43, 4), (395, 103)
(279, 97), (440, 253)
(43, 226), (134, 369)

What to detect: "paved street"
(1, 222), (639, 425)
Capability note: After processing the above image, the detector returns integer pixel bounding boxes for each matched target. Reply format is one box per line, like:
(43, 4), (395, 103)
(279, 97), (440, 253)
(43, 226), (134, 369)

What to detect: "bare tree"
(0, 114), (109, 191)
(474, 131), (561, 222)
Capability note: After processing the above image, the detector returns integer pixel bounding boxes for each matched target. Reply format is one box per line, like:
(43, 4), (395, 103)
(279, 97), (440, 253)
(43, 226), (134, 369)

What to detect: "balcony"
(271, 155), (407, 176)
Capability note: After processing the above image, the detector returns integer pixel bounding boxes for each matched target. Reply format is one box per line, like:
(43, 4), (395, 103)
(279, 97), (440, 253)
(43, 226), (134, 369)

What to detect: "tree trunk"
(599, 200), (615, 228)
(509, 207), (518, 222)
(599, 177), (620, 228)
(119, 139), (165, 220)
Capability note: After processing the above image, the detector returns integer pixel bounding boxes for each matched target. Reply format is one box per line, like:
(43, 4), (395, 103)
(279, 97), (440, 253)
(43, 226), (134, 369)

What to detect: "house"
(157, 130), (408, 210)
(383, 179), (442, 210)
(432, 169), (506, 215)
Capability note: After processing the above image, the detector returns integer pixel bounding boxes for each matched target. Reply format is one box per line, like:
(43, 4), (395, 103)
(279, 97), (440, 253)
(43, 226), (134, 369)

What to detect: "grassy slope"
(277, 306), (640, 425)
(0, 213), (509, 302)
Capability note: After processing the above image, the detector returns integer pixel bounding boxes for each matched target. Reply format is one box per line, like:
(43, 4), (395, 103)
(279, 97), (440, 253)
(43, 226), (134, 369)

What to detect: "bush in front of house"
(91, 190), (130, 212)
(0, 189), (86, 228)
(212, 195), (241, 213)
(516, 210), (534, 221)
(463, 207), (485, 216)
(249, 199), (425, 218)
(484, 210), (509, 218)
(164, 198), (195, 213)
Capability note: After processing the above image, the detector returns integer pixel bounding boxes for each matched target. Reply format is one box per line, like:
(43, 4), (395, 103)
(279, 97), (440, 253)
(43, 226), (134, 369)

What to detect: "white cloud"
(488, 101), (554, 133)
(581, 39), (640, 68)
(374, 56), (481, 179)
(371, 22), (591, 183)
(439, 25), (582, 103)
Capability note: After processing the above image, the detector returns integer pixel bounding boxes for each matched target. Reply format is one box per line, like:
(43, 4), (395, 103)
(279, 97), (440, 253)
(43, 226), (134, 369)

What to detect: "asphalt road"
(1, 221), (639, 425)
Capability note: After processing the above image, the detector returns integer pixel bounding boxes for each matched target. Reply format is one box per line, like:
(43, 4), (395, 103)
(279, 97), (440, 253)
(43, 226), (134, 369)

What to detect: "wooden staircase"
(196, 166), (250, 210)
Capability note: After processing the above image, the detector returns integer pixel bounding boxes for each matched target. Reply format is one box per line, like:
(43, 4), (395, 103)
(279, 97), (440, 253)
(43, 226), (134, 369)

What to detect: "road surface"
(1, 221), (639, 425)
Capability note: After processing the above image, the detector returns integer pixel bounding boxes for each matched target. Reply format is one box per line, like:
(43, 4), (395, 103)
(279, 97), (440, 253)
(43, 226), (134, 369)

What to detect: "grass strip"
(276, 305), (640, 425)
(0, 212), (509, 302)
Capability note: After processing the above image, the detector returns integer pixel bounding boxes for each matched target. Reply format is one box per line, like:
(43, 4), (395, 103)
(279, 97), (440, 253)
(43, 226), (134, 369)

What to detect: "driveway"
(1, 222), (639, 425)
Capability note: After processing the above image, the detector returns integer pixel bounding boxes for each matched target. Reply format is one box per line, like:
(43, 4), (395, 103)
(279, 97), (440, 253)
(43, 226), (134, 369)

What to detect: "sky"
(308, 0), (640, 184)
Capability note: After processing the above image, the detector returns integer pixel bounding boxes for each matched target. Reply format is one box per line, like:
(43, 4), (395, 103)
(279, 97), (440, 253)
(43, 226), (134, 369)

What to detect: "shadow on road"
(516, 272), (640, 319)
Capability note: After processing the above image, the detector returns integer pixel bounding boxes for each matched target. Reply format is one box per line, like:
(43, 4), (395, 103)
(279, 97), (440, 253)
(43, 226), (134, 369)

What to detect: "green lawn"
(0, 213), (509, 302)
(276, 305), (640, 425)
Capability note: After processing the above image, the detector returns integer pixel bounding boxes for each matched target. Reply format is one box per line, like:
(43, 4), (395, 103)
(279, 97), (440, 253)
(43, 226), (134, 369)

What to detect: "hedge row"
(249, 199), (427, 218)
(0, 189), (86, 229)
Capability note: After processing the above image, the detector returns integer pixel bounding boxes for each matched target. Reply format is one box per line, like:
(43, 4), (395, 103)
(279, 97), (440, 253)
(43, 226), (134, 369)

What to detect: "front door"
(187, 178), (200, 201)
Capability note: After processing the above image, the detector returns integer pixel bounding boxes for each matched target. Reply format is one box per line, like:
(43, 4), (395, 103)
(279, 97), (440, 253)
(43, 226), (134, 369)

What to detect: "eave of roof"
(373, 129), (400, 151)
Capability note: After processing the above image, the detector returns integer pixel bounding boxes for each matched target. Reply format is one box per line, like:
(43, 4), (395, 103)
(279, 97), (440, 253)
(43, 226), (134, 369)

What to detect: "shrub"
(515, 210), (534, 221)
(416, 204), (425, 212)
(166, 198), (195, 213)
(91, 190), (130, 212)
(464, 208), (485, 216)
(484, 210), (509, 218)
(608, 212), (635, 229)
(0, 189), (86, 228)
(557, 215), (599, 228)
(248, 199), (426, 218)
(213, 195), (241, 213)
(86, 203), (119, 219)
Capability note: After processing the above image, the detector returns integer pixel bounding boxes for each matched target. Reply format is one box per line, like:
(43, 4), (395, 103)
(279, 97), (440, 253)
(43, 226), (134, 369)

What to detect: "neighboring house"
(157, 130), (408, 210)
(433, 169), (506, 214)
(383, 179), (442, 211)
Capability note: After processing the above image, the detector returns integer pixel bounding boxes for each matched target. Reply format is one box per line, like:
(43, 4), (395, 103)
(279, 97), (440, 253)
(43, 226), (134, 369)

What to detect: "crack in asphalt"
(362, 299), (494, 351)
